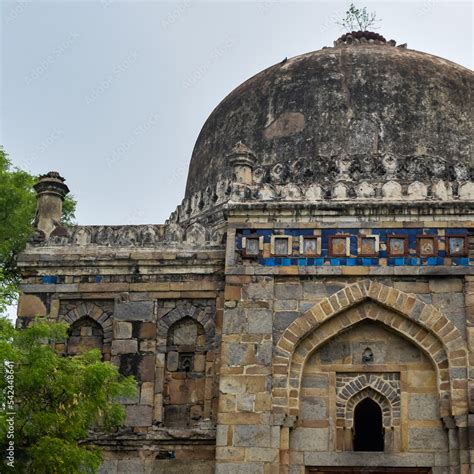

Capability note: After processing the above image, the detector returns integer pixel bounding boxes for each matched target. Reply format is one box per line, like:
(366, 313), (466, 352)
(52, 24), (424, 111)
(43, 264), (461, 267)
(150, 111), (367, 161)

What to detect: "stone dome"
(185, 38), (473, 199)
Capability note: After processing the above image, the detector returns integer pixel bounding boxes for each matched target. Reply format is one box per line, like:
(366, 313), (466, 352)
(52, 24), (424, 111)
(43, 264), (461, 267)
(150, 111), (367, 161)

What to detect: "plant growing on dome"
(337, 3), (380, 31)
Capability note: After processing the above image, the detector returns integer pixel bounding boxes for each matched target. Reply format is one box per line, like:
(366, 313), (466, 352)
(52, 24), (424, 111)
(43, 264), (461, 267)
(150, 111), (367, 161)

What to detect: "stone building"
(17, 32), (473, 473)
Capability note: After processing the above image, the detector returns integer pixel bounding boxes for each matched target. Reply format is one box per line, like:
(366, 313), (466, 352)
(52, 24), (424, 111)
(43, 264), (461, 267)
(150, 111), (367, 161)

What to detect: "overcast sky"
(1, 0), (473, 228)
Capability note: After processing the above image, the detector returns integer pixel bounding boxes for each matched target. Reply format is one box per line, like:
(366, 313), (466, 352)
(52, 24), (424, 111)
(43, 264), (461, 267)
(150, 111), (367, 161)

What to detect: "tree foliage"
(337, 3), (380, 31)
(0, 318), (137, 473)
(0, 146), (76, 311)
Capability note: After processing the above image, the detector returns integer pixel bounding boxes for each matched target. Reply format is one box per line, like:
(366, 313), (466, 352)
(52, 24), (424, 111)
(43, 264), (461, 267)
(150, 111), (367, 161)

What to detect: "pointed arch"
(60, 301), (112, 343)
(157, 302), (215, 350)
(272, 280), (467, 418)
(345, 386), (395, 429)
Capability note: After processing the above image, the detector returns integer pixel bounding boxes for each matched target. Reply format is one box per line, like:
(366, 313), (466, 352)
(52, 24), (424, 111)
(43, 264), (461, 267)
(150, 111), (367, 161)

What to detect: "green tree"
(0, 317), (136, 473)
(0, 146), (76, 312)
(337, 3), (380, 31)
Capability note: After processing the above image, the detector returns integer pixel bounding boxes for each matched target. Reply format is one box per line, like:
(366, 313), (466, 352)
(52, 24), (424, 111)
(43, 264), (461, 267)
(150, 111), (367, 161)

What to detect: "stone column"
(465, 276), (474, 471)
(216, 274), (279, 472)
(33, 171), (69, 238)
(443, 416), (460, 473)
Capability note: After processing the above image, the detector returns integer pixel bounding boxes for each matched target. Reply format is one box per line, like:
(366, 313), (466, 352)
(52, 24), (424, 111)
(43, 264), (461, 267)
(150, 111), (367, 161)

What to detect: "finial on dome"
(334, 31), (398, 47)
(227, 141), (255, 185)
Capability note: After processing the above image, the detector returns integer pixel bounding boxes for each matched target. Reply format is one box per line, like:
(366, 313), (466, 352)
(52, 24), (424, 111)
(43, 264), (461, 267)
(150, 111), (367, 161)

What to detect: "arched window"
(164, 317), (206, 427)
(353, 398), (384, 452)
(66, 316), (104, 356)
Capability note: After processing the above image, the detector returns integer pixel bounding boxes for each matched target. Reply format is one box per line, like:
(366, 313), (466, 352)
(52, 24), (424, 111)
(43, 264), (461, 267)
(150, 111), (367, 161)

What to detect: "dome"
(185, 37), (473, 199)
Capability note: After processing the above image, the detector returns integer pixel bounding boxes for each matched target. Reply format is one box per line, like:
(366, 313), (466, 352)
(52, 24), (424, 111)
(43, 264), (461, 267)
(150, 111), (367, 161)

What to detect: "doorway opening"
(353, 398), (384, 451)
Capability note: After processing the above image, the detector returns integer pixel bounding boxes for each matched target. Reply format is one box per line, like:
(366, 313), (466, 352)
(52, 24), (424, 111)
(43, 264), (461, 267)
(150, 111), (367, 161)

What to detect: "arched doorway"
(353, 398), (384, 452)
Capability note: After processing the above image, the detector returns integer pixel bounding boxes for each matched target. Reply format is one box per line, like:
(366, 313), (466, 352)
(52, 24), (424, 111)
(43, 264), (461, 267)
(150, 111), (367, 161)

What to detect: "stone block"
(190, 404), (203, 420)
(237, 393), (255, 411)
(124, 405), (152, 427)
(138, 354), (155, 382)
(256, 341), (272, 366)
(228, 343), (249, 366)
(167, 351), (179, 371)
(114, 321), (132, 339)
(223, 308), (247, 334)
(290, 427), (329, 451)
(139, 340), (155, 352)
(115, 459), (145, 474)
(114, 300), (154, 321)
(194, 354), (206, 372)
(247, 447), (278, 462)
(111, 339), (137, 355)
(429, 278), (463, 293)
(243, 279), (273, 300)
(215, 462), (263, 474)
(168, 377), (204, 404)
(140, 382), (154, 405)
(216, 425), (228, 446)
(248, 309), (273, 334)
(300, 397), (327, 420)
(18, 294), (46, 317)
(274, 311), (300, 331)
(234, 425), (271, 447)
(408, 394), (439, 420)
(301, 374), (329, 389)
(275, 283), (302, 300)
(138, 322), (156, 338)
(408, 427), (447, 450)
(274, 300), (298, 311)
(303, 281), (328, 299)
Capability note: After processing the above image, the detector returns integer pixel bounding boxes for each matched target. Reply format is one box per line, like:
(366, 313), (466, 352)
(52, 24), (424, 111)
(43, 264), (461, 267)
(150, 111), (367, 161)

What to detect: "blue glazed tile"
(410, 258), (419, 265)
(258, 258), (266, 265)
(387, 259), (395, 266)
(427, 257), (439, 265)
(453, 258), (469, 266)
(362, 258), (372, 266)
(282, 258), (292, 266)
(379, 251), (387, 258)
(42, 275), (57, 284)
(314, 258), (324, 266)
(243, 229), (252, 236)
(330, 258), (340, 266)
(291, 258), (298, 265)
(298, 258), (307, 266)
(349, 237), (357, 255)
(424, 228), (438, 235)
(445, 228), (468, 235)
(266, 258), (275, 266)
(346, 258), (357, 266)
(95, 275), (103, 283)
(275, 257), (282, 265)
(307, 258), (315, 265)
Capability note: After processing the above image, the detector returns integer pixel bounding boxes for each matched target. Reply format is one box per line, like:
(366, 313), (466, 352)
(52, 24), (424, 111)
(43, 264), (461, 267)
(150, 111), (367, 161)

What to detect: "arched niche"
(163, 317), (207, 427)
(291, 312), (447, 457)
(66, 315), (104, 356)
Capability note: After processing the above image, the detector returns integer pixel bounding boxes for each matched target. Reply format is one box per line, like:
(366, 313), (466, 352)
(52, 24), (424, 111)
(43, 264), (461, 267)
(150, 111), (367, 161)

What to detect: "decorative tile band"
(236, 228), (473, 266)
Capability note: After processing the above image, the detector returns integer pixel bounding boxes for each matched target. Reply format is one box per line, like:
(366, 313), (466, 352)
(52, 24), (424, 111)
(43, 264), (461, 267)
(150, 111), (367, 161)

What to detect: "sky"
(1, 0), (472, 229)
